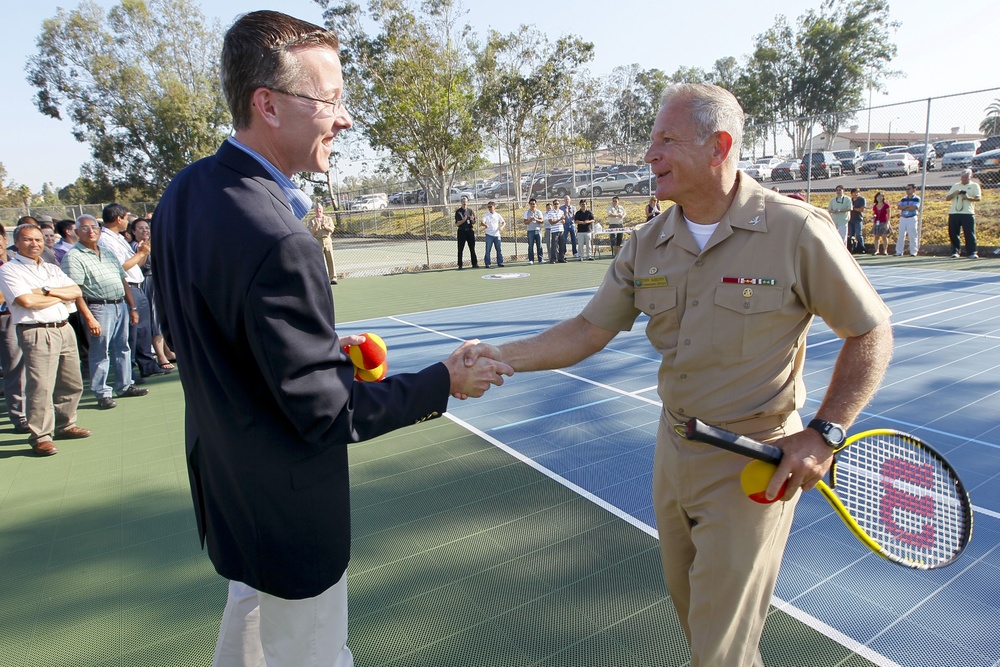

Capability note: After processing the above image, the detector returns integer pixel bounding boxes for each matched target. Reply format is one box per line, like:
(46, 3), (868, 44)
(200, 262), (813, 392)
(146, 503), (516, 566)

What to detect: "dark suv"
(977, 136), (1000, 154)
(905, 144), (936, 170)
(834, 150), (862, 174)
(799, 152), (843, 179)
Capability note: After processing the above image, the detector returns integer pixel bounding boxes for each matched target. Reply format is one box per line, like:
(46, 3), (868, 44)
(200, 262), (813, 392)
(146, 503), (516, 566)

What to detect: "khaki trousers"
(653, 410), (801, 667)
(17, 324), (83, 444)
(319, 235), (337, 280)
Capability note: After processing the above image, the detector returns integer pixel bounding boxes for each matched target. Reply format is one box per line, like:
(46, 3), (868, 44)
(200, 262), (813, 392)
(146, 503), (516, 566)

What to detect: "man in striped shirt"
(62, 215), (148, 410)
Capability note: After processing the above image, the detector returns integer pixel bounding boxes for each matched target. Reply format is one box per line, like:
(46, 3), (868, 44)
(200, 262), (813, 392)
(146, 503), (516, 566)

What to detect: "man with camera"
(945, 169), (982, 258)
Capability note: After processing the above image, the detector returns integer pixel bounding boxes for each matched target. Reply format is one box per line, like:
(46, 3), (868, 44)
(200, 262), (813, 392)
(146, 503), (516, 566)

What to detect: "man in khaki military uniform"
(464, 84), (893, 666)
(308, 201), (338, 284)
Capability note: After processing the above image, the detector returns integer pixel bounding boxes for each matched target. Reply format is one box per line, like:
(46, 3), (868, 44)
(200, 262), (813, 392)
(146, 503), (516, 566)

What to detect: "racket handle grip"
(684, 418), (784, 464)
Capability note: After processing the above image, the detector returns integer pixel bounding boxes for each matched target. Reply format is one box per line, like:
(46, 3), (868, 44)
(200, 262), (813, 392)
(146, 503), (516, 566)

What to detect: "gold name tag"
(634, 276), (668, 288)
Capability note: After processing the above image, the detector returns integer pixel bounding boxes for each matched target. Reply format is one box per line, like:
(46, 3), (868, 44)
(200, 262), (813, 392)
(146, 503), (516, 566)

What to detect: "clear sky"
(3, 0), (997, 190)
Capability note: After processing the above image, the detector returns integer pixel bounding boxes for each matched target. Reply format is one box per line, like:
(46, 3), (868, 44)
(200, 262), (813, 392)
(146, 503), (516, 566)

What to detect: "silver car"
(942, 141), (981, 170)
(577, 172), (640, 197)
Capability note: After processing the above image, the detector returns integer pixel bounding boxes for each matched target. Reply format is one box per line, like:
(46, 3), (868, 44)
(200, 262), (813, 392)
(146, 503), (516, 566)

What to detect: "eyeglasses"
(268, 87), (347, 115)
(78, 226), (100, 232)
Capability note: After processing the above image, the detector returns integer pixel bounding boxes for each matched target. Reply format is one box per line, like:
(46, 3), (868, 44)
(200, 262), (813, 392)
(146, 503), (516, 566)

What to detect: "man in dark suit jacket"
(153, 11), (511, 666)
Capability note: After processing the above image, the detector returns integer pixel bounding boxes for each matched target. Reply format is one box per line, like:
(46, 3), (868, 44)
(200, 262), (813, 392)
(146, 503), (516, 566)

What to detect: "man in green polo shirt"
(61, 215), (149, 410)
(945, 169), (982, 258)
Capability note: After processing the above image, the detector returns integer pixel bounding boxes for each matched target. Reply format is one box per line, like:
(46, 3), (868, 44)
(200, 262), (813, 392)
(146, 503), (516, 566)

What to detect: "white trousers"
(213, 575), (354, 667)
(896, 217), (919, 255)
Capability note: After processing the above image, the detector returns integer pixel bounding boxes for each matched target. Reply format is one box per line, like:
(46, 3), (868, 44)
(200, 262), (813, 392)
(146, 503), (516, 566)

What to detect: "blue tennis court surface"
(346, 264), (1000, 667)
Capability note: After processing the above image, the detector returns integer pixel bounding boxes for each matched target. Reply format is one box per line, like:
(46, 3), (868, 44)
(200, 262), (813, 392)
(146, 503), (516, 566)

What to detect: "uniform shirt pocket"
(634, 285), (679, 350)
(711, 284), (783, 356)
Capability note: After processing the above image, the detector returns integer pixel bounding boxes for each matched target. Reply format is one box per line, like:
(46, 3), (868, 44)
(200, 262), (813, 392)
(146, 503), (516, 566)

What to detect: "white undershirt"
(684, 217), (720, 251)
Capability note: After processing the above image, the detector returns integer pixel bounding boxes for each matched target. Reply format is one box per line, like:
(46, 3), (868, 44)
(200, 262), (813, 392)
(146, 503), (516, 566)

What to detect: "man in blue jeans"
(523, 198), (544, 264)
(62, 215), (149, 410)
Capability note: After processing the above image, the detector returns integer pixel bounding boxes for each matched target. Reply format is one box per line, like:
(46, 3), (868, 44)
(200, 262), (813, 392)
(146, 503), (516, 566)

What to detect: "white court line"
(446, 411), (902, 667)
(395, 312), (1000, 521)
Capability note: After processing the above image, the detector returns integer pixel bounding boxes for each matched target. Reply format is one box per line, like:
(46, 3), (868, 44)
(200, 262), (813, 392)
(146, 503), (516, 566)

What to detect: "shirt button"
(678, 408), (686, 415)
(684, 339), (691, 345)
(744, 301), (751, 309)
(692, 300), (699, 307)
(695, 260), (703, 267)
(680, 373), (687, 380)
(649, 303), (655, 310)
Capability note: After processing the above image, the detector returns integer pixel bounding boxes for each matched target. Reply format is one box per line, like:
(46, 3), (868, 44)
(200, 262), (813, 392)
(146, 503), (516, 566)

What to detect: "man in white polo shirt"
(0, 224), (91, 456)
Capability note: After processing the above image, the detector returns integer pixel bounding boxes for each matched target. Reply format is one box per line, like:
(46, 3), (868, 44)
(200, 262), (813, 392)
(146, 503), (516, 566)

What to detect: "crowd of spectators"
(0, 204), (174, 456)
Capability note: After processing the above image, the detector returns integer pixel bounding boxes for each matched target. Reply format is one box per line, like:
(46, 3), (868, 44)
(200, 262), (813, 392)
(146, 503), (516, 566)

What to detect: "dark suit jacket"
(153, 141), (450, 599)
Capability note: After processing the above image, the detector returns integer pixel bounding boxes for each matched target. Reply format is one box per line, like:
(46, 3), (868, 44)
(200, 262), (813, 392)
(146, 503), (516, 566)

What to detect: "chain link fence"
(5, 88), (998, 274)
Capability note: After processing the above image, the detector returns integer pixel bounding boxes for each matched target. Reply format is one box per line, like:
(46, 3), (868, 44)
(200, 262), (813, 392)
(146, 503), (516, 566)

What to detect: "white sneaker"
(951, 252), (960, 258)
(528, 261), (534, 265)
(969, 253), (979, 259)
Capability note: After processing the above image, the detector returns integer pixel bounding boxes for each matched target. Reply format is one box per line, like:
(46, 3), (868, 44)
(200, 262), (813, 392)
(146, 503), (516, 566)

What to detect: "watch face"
(828, 425), (846, 445)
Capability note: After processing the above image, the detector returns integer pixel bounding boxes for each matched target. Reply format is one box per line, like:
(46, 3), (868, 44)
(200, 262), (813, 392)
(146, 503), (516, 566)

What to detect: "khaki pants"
(18, 323), (83, 444)
(653, 410), (801, 667)
(319, 234), (337, 280)
(213, 574), (353, 667)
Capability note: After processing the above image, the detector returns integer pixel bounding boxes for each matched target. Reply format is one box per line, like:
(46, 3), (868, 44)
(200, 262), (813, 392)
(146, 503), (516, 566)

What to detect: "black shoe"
(118, 385), (149, 398)
(97, 396), (117, 410)
(12, 422), (30, 434)
(497, 264), (504, 267)
(330, 279), (338, 285)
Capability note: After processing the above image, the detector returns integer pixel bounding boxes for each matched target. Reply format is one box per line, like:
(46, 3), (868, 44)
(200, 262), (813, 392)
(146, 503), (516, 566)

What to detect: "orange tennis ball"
(740, 460), (787, 504)
(343, 333), (387, 371)
(354, 362), (387, 382)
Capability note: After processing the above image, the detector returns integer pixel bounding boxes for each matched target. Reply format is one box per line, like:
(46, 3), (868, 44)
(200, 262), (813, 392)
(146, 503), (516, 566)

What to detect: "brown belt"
(17, 320), (68, 330)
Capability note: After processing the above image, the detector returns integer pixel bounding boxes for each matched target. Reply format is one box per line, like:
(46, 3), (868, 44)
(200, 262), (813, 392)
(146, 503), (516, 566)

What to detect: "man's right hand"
(444, 340), (512, 399)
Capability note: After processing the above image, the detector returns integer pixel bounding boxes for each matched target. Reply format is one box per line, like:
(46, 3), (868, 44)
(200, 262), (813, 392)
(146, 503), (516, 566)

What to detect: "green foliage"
(739, 0), (899, 156)
(981, 99), (1000, 137)
(473, 25), (594, 191)
(26, 0), (230, 197)
(321, 0), (483, 205)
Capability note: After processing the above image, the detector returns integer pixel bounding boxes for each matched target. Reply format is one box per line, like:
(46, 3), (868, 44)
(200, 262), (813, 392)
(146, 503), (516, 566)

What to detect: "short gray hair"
(961, 168), (973, 178)
(76, 214), (98, 228)
(661, 83), (744, 165)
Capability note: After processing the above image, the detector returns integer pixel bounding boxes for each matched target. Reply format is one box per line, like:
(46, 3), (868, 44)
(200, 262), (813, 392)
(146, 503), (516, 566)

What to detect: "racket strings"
(832, 433), (970, 567)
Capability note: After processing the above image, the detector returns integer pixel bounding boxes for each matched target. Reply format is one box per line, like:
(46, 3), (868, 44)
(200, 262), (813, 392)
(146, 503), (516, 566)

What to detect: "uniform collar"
(653, 172), (768, 254)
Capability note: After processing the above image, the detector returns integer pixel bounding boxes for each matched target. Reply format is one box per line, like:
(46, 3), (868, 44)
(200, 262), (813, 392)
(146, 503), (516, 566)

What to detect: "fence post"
(423, 206), (431, 269)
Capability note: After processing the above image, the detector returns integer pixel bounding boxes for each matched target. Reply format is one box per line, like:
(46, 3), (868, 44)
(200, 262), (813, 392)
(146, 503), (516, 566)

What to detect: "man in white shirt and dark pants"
(0, 224), (91, 456)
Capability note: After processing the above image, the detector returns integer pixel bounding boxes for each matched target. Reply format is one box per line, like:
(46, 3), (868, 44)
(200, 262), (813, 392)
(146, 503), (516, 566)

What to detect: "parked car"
(744, 160), (774, 181)
(970, 148), (1000, 184)
(874, 153), (919, 177)
(977, 135), (1000, 154)
(859, 151), (888, 174)
(403, 189), (427, 204)
(942, 141), (981, 170)
(771, 159), (800, 181)
(834, 150), (863, 174)
(799, 151), (843, 179)
(905, 144), (936, 171)
(933, 139), (957, 157)
(352, 193), (389, 210)
(448, 187), (475, 203)
(577, 172), (640, 197)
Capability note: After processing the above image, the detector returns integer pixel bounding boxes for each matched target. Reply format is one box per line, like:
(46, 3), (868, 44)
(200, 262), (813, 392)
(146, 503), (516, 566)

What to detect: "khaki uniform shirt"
(582, 175), (891, 425)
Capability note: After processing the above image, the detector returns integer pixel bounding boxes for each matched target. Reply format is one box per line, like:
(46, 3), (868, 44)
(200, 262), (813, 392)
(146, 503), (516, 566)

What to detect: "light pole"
(887, 117), (900, 146)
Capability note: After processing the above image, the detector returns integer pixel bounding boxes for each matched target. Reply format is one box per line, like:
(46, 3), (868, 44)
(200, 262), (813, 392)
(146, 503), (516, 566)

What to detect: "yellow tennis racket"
(683, 418), (973, 570)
